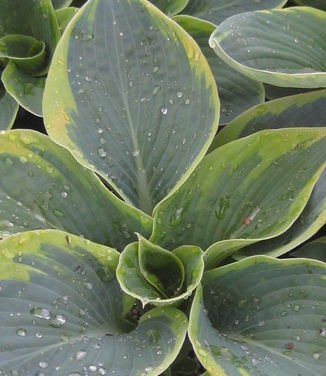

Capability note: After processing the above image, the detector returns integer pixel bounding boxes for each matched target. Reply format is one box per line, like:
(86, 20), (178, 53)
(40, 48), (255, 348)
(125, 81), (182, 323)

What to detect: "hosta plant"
(0, 0), (326, 375)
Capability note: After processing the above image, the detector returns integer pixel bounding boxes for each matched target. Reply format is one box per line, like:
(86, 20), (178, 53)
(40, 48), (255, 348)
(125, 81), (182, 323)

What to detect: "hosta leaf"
(174, 16), (264, 124)
(43, 0), (219, 214)
(55, 7), (79, 34)
(0, 130), (152, 250)
(2, 61), (45, 116)
(293, 0), (326, 11)
(0, 0), (60, 73)
(209, 90), (326, 259)
(212, 89), (326, 149)
(117, 240), (204, 306)
(52, 0), (73, 9)
(181, 0), (287, 25)
(189, 256), (326, 375)
(138, 235), (185, 298)
(0, 80), (19, 130)
(0, 35), (46, 74)
(209, 7), (326, 88)
(0, 230), (188, 375)
(151, 128), (326, 268)
(291, 237), (326, 262)
(150, 0), (189, 16)
(264, 84), (315, 100)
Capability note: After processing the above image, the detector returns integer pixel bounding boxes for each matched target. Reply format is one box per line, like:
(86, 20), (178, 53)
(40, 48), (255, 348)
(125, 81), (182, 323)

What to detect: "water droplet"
(61, 192), (68, 199)
(185, 98), (191, 105)
(294, 38), (298, 44)
(31, 307), (51, 320)
(177, 91), (183, 98)
(161, 107), (168, 115)
(16, 328), (27, 337)
(75, 350), (87, 361)
(320, 327), (326, 337)
(50, 314), (66, 328)
(39, 362), (48, 369)
(98, 147), (107, 158)
(313, 352), (321, 360)
(153, 85), (161, 95)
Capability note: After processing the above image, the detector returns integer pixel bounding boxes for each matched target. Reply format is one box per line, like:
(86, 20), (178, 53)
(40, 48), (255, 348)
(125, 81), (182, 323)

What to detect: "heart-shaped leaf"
(212, 89), (326, 149)
(291, 237), (326, 262)
(0, 230), (188, 375)
(117, 239), (204, 306)
(138, 235), (185, 298)
(43, 0), (219, 214)
(2, 62), (45, 116)
(150, 0), (189, 16)
(0, 0), (60, 74)
(152, 128), (326, 268)
(0, 35), (46, 74)
(181, 0), (287, 25)
(0, 80), (18, 130)
(189, 256), (326, 375)
(208, 90), (326, 260)
(209, 7), (326, 88)
(0, 130), (152, 250)
(293, 0), (326, 11)
(174, 15), (264, 124)
(52, 0), (73, 9)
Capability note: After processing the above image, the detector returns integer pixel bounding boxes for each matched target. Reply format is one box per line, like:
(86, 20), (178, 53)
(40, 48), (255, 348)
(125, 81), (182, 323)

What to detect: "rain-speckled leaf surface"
(209, 90), (326, 260)
(0, 35), (46, 74)
(182, 0), (287, 25)
(174, 16), (264, 124)
(150, 0), (189, 16)
(293, 0), (326, 11)
(2, 62), (45, 116)
(117, 239), (204, 306)
(291, 237), (326, 262)
(0, 230), (188, 376)
(210, 7), (326, 88)
(212, 89), (326, 149)
(56, 7), (79, 34)
(52, 0), (73, 9)
(43, 0), (219, 214)
(189, 256), (326, 376)
(0, 0), (60, 73)
(0, 130), (152, 250)
(151, 128), (326, 268)
(0, 81), (19, 130)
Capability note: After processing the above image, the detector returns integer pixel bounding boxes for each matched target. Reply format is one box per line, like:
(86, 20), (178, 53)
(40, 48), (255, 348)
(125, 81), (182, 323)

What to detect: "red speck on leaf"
(244, 217), (251, 225)
(285, 343), (294, 350)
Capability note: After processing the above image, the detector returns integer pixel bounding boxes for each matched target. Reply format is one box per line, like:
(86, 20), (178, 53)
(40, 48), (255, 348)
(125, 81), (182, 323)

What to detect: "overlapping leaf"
(174, 16), (264, 124)
(210, 7), (326, 88)
(293, 0), (326, 11)
(43, 0), (219, 214)
(0, 80), (18, 130)
(181, 0), (287, 25)
(189, 256), (326, 375)
(0, 130), (152, 250)
(151, 0), (189, 16)
(55, 7), (79, 34)
(0, 230), (188, 376)
(291, 237), (326, 262)
(152, 128), (326, 268)
(52, 0), (74, 9)
(117, 236), (204, 306)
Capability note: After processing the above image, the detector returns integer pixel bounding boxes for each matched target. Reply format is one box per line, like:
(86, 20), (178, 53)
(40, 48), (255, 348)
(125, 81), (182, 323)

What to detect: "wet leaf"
(189, 256), (326, 375)
(210, 7), (326, 88)
(182, 0), (287, 25)
(150, 0), (189, 16)
(0, 130), (152, 250)
(174, 15), (264, 124)
(43, 0), (219, 214)
(0, 230), (187, 376)
(152, 128), (326, 268)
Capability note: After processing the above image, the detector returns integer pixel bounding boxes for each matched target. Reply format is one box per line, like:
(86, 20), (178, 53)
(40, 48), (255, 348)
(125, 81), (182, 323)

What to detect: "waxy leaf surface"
(152, 128), (326, 268)
(182, 0), (287, 25)
(174, 16), (264, 124)
(210, 7), (326, 88)
(150, 0), (189, 16)
(0, 230), (187, 376)
(44, 0), (219, 214)
(0, 130), (152, 250)
(189, 257), (326, 375)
